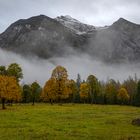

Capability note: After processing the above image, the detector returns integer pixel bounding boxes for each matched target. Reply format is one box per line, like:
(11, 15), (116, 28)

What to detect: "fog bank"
(0, 48), (139, 85)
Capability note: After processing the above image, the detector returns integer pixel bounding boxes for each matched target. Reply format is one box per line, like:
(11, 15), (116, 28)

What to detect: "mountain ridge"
(0, 15), (140, 63)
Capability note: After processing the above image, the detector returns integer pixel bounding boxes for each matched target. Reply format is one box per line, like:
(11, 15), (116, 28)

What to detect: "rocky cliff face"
(0, 15), (87, 58)
(0, 15), (140, 63)
(55, 15), (95, 34)
(88, 18), (140, 63)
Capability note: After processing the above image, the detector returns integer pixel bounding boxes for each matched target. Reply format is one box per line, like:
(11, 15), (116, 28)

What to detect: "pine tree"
(134, 80), (140, 106)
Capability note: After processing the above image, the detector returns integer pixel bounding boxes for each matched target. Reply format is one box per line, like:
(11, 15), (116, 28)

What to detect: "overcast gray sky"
(0, 0), (140, 33)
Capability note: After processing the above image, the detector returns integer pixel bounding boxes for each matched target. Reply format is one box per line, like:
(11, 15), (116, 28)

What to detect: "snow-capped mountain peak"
(55, 15), (95, 34)
(58, 15), (80, 23)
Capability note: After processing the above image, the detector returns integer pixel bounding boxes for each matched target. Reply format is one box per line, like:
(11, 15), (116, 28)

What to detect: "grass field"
(0, 104), (140, 140)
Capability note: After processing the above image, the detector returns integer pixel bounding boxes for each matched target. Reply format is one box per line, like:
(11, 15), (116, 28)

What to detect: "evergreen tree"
(87, 75), (100, 104)
(134, 80), (140, 106)
(76, 73), (82, 88)
(22, 84), (32, 103)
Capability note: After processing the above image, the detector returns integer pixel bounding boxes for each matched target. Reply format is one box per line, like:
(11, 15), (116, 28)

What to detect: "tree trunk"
(91, 97), (94, 104)
(10, 100), (13, 106)
(50, 99), (53, 105)
(25, 96), (27, 103)
(2, 98), (6, 109)
(32, 98), (35, 105)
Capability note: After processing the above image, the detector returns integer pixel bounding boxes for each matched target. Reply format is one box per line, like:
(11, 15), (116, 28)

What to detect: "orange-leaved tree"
(117, 87), (130, 104)
(42, 78), (58, 104)
(67, 80), (78, 102)
(52, 65), (69, 101)
(105, 79), (119, 104)
(42, 66), (70, 104)
(0, 75), (22, 109)
(80, 83), (90, 103)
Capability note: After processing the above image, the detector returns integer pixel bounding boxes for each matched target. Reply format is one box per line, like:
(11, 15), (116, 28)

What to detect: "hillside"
(0, 15), (140, 63)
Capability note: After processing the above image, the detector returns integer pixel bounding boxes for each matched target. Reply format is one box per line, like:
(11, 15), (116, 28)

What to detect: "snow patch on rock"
(55, 15), (95, 34)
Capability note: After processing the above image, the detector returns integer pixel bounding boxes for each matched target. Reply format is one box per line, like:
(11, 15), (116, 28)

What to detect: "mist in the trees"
(0, 48), (140, 85)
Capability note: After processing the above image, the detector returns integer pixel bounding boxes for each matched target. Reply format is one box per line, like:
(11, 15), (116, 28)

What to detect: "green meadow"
(0, 104), (140, 140)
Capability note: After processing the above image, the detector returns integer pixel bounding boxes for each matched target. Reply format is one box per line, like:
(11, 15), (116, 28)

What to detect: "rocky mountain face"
(0, 15), (87, 58)
(0, 15), (140, 63)
(87, 18), (140, 63)
(55, 15), (95, 34)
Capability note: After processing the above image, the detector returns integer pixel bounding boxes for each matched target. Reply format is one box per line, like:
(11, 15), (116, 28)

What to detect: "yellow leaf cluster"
(0, 75), (21, 101)
(80, 83), (89, 100)
(42, 78), (58, 101)
(117, 87), (130, 102)
(42, 78), (70, 101)
(51, 66), (68, 80)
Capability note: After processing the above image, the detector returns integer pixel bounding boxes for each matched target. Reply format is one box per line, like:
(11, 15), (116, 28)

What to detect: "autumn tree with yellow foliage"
(117, 87), (130, 104)
(80, 83), (90, 103)
(42, 78), (58, 104)
(51, 66), (69, 101)
(0, 75), (21, 109)
(105, 79), (119, 104)
(42, 66), (70, 104)
(67, 80), (78, 102)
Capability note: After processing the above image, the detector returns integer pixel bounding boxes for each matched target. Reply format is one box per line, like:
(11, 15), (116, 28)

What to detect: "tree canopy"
(117, 87), (130, 104)
(87, 75), (100, 104)
(0, 75), (21, 109)
(7, 63), (23, 82)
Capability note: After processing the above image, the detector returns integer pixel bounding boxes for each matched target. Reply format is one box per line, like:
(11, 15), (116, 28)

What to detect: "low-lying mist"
(0, 48), (140, 85)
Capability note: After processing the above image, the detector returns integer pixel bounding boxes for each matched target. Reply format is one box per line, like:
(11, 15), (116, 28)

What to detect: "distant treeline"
(0, 63), (140, 109)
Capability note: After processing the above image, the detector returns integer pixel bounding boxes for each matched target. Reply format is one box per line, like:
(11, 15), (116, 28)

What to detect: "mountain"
(0, 15), (140, 63)
(0, 15), (87, 58)
(87, 18), (140, 63)
(55, 15), (95, 34)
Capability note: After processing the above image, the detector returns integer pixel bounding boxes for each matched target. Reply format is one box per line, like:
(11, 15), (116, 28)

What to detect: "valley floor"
(0, 104), (140, 140)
